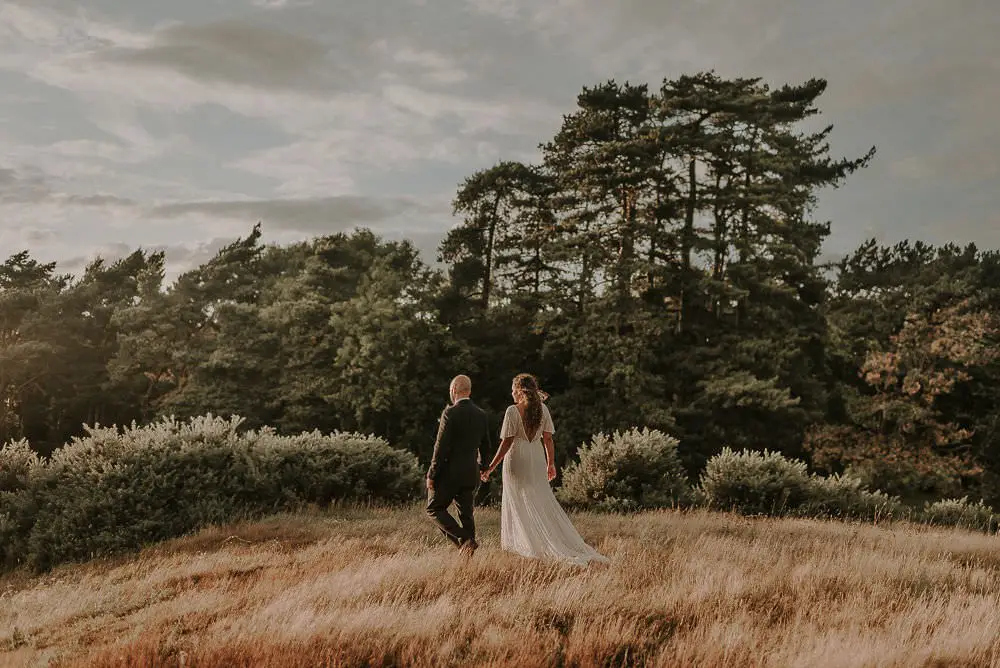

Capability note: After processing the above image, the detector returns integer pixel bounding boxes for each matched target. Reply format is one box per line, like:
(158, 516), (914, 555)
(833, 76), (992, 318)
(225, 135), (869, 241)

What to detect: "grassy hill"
(2, 506), (999, 667)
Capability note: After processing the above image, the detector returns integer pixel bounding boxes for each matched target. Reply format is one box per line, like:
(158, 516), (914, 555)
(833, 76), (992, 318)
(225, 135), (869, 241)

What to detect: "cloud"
(18, 7), (551, 201)
(388, 45), (467, 85)
(21, 227), (58, 244)
(61, 194), (138, 207)
(0, 164), (138, 208)
(462, 0), (521, 22)
(0, 165), (49, 203)
(95, 20), (343, 93)
(150, 195), (432, 234)
(47, 106), (188, 166)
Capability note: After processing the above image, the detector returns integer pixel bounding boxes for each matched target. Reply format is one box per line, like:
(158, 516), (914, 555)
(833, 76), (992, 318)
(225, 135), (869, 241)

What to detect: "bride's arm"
(483, 436), (515, 477)
(484, 406), (518, 479)
(542, 432), (557, 481)
(540, 404), (557, 481)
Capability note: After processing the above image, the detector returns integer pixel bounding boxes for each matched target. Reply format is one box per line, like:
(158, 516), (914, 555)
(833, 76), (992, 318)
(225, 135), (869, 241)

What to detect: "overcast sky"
(1, 0), (997, 277)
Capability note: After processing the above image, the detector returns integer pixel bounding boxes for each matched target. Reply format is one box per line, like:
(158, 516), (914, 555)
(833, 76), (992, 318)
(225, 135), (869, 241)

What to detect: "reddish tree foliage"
(806, 301), (1000, 496)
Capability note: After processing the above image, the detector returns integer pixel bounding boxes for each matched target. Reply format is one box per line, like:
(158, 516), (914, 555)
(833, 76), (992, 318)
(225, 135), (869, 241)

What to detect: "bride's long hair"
(513, 373), (545, 439)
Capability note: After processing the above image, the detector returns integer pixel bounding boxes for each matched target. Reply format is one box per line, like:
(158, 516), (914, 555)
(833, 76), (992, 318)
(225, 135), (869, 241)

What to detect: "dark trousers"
(426, 482), (477, 546)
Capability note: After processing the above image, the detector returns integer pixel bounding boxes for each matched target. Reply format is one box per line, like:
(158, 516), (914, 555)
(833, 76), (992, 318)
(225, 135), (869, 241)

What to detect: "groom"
(426, 374), (493, 555)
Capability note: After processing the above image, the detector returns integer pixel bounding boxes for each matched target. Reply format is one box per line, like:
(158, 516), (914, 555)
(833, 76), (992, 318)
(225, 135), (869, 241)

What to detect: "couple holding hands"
(425, 373), (607, 566)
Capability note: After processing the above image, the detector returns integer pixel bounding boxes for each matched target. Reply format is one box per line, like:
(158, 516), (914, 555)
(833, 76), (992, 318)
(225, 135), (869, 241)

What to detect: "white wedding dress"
(499, 404), (609, 566)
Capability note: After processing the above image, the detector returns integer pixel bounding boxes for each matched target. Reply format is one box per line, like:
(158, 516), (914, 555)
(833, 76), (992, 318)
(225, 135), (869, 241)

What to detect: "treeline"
(2, 72), (998, 506)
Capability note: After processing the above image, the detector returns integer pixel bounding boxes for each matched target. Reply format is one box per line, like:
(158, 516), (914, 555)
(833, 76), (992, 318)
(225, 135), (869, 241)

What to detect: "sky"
(0, 0), (997, 278)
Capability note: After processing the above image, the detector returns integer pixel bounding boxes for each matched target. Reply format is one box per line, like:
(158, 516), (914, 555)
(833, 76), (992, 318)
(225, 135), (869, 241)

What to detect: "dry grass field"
(2, 506), (1000, 667)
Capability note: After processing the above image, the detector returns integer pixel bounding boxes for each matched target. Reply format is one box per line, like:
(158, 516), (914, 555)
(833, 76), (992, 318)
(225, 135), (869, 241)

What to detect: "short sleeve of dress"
(541, 404), (555, 434)
(500, 405), (520, 440)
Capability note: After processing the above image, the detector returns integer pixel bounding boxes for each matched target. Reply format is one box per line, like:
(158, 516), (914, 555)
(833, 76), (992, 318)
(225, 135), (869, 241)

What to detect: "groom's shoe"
(459, 539), (478, 557)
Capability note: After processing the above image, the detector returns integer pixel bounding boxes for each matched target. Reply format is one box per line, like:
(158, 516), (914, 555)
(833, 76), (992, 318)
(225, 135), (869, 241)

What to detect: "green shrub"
(799, 473), (903, 522)
(699, 448), (810, 516)
(557, 428), (689, 512)
(922, 497), (998, 533)
(0, 415), (422, 572)
(0, 439), (40, 493)
(842, 460), (960, 501)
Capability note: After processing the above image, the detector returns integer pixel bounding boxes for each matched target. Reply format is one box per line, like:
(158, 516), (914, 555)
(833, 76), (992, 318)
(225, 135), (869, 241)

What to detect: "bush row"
(0, 415), (422, 572)
(3, 418), (994, 573)
(557, 429), (1000, 533)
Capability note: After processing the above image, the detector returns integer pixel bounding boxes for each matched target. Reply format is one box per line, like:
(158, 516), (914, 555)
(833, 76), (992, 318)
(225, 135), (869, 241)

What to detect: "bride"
(481, 373), (608, 565)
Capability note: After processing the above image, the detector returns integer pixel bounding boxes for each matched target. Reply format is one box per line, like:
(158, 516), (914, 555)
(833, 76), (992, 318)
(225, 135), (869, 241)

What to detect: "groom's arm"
(478, 412), (493, 473)
(427, 407), (455, 484)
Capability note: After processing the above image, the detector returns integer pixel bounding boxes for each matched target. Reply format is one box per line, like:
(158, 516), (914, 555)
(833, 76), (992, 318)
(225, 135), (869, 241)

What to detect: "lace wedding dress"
(499, 404), (609, 565)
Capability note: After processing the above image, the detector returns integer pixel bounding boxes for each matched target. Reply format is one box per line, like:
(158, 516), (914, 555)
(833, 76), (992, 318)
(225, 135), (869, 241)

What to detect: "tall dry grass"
(2, 506), (1000, 667)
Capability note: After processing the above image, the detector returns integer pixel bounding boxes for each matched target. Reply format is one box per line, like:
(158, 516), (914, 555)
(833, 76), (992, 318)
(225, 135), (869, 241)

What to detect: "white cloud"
(462, 0), (522, 22)
(50, 103), (190, 166)
(389, 45), (468, 85)
(14, 9), (551, 203)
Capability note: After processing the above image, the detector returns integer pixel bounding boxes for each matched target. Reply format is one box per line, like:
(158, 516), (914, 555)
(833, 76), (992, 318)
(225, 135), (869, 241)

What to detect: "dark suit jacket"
(427, 398), (492, 488)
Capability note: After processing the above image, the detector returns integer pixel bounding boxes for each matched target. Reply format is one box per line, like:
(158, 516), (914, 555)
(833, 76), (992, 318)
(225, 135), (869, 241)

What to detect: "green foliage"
(438, 73), (875, 470)
(700, 448), (905, 522)
(922, 497), (998, 533)
(323, 244), (473, 457)
(444, 160), (555, 309)
(841, 454), (959, 504)
(699, 448), (811, 515)
(0, 415), (421, 572)
(557, 428), (689, 512)
(799, 473), (903, 522)
(0, 439), (40, 492)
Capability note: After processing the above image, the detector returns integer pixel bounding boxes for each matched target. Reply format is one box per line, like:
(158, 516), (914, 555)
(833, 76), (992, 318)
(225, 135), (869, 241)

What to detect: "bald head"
(450, 375), (472, 403)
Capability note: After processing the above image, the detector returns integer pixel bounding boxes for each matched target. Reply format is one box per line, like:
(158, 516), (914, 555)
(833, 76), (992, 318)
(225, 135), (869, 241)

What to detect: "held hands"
(480, 463), (555, 482)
